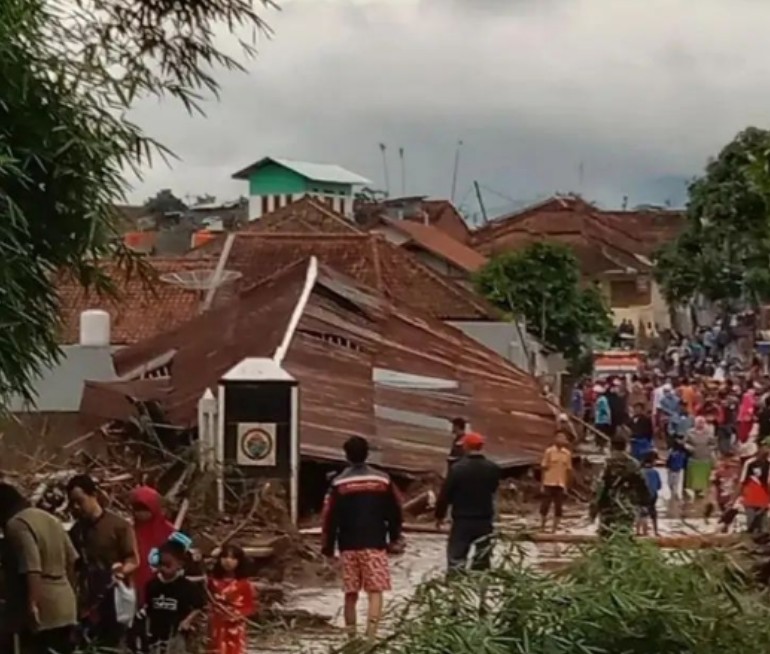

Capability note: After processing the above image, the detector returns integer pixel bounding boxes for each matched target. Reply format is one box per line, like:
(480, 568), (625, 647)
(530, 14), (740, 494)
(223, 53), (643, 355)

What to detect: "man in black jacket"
(435, 432), (500, 572)
(446, 417), (467, 472)
(321, 436), (404, 639)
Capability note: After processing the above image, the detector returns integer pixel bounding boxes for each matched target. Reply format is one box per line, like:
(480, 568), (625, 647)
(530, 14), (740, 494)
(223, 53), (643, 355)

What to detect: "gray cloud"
(128, 0), (770, 215)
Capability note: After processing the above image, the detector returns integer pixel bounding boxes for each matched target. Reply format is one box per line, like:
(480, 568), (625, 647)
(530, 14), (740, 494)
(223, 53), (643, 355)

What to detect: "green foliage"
(145, 189), (188, 214)
(655, 127), (770, 308)
(474, 242), (613, 365)
(0, 0), (272, 406)
(368, 537), (770, 654)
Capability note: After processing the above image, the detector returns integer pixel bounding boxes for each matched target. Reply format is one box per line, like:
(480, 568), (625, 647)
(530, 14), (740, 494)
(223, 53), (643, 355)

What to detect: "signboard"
(236, 422), (277, 466)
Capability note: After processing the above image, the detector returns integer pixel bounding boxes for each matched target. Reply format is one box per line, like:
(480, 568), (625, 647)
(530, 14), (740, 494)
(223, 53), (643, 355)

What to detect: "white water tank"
(79, 309), (111, 347)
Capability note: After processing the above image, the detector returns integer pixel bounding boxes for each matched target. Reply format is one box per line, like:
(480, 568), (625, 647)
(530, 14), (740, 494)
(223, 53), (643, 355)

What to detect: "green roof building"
(232, 157), (371, 221)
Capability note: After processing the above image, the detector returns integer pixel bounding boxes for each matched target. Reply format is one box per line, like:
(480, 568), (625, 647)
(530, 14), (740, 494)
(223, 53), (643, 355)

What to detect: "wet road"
(253, 467), (719, 652)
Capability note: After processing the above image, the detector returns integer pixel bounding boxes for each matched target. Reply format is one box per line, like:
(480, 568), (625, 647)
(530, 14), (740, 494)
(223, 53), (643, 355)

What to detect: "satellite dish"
(159, 269), (242, 291)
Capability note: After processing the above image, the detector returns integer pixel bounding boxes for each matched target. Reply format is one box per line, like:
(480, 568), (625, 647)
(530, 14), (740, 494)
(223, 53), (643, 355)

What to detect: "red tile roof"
(600, 209), (686, 255)
(244, 195), (361, 234)
(82, 260), (555, 471)
(56, 258), (218, 345)
(355, 198), (472, 243)
(472, 197), (652, 275)
(417, 200), (472, 243)
(189, 232), (498, 320)
(379, 217), (487, 273)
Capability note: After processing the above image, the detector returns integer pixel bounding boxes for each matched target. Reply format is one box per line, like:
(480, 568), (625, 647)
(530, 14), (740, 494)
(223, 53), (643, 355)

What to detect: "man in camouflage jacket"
(590, 434), (651, 537)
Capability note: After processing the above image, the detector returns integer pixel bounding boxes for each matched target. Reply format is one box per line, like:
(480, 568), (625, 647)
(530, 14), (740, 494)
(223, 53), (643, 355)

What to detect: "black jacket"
(447, 435), (465, 466)
(608, 392), (628, 428)
(630, 415), (653, 440)
(321, 463), (403, 555)
(435, 453), (500, 522)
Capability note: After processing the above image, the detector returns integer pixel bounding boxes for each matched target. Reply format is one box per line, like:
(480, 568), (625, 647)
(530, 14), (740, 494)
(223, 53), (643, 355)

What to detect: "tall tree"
(0, 0), (273, 406)
(655, 127), (770, 313)
(474, 242), (613, 367)
(144, 189), (187, 214)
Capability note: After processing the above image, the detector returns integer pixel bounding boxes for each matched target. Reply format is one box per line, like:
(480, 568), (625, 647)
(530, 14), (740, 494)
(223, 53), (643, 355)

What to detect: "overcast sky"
(128, 0), (770, 220)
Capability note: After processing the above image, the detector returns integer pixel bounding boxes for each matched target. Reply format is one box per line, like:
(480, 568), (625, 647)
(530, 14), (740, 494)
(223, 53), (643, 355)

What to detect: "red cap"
(461, 432), (485, 450)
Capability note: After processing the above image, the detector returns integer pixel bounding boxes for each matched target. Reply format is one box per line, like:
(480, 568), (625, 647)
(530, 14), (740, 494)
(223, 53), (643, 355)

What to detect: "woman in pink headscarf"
(737, 388), (757, 443)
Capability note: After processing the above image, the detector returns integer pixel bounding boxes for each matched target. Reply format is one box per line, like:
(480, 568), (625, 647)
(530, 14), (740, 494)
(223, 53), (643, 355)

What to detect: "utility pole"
(451, 140), (463, 203)
(473, 181), (488, 224)
(399, 147), (406, 197)
(578, 161), (585, 193)
(379, 143), (390, 198)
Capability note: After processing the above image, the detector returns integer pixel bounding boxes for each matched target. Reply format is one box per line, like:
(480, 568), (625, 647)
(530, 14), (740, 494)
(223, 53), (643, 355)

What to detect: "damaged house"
(77, 257), (557, 516)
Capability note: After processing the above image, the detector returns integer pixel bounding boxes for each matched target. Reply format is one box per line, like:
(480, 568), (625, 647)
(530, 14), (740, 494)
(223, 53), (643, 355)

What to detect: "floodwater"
(252, 467), (720, 652)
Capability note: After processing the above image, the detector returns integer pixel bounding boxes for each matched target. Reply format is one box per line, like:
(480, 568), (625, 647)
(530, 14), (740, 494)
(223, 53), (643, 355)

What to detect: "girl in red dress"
(208, 544), (256, 654)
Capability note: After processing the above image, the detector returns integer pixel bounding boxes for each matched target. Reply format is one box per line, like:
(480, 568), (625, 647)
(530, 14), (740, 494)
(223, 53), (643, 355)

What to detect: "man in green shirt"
(0, 482), (78, 654)
(590, 435), (651, 537)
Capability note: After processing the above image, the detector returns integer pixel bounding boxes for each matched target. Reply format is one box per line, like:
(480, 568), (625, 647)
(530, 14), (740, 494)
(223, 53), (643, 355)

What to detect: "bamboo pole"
(513, 531), (743, 549)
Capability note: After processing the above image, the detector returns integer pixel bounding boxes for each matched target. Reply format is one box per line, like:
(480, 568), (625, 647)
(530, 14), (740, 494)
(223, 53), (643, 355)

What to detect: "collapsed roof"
(81, 259), (556, 473)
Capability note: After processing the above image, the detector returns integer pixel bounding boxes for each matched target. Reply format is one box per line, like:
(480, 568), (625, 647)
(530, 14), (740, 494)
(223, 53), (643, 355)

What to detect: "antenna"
(451, 140), (463, 203)
(160, 268), (242, 313)
(622, 195), (629, 210)
(399, 147), (405, 197)
(379, 143), (390, 198)
(473, 181), (488, 224)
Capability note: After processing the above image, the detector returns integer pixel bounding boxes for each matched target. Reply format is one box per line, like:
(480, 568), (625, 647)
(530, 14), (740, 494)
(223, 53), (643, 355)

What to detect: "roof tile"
(190, 233), (498, 320)
(379, 217), (487, 273)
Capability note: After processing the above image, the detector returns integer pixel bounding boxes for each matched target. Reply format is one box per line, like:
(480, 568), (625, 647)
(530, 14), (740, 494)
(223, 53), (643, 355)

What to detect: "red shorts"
(340, 548), (391, 594)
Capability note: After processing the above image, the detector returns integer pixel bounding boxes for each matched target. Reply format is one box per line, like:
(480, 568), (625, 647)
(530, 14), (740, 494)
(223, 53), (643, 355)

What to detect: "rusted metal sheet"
(80, 259), (556, 473)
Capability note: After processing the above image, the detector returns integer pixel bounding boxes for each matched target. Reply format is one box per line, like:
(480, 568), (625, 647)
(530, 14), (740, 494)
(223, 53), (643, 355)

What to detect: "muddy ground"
(249, 468), (720, 653)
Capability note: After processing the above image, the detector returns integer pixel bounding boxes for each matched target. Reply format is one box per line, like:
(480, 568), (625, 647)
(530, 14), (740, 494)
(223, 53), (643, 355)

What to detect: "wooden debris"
(403, 490), (436, 515)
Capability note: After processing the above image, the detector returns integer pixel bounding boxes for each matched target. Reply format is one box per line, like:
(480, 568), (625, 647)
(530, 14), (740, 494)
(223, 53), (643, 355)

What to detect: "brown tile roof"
(355, 198), (471, 243)
(83, 260), (555, 471)
(417, 200), (472, 243)
(244, 195), (361, 234)
(379, 218), (487, 273)
(472, 198), (652, 275)
(600, 209), (686, 255)
(56, 258), (218, 345)
(189, 232), (498, 320)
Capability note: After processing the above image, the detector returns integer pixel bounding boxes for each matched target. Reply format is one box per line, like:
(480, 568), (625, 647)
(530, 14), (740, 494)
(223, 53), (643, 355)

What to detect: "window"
(609, 278), (651, 308)
(261, 195), (269, 216)
(299, 329), (364, 352)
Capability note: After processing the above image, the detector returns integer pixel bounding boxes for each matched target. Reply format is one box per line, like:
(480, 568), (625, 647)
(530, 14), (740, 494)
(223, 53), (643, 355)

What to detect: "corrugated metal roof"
(82, 259), (556, 472)
(231, 156), (371, 185)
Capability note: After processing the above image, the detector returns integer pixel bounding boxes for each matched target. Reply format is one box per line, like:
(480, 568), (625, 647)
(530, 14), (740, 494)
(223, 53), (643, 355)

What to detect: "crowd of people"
(0, 477), (256, 654)
(571, 323), (770, 536)
(0, 429), (501, 652)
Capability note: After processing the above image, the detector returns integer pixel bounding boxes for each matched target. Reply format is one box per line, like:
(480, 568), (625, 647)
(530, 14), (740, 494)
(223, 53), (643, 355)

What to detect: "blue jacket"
(571, 389), (584, 416)
(666, 448), (688, 473)
(643, 468), (662, 497)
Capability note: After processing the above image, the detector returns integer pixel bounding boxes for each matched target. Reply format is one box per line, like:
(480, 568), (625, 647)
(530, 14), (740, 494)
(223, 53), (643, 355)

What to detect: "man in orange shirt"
(540, 430), (573, 532)
(679, 378), (697, 416)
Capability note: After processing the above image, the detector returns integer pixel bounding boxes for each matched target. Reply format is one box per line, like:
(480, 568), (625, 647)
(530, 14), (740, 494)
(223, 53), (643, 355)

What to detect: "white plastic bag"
(114, 580), (137, 627)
